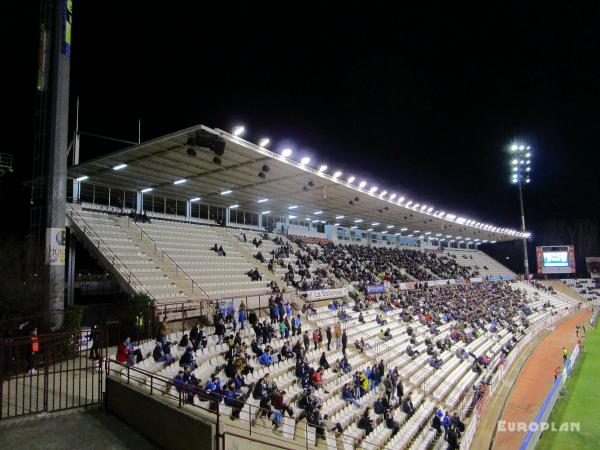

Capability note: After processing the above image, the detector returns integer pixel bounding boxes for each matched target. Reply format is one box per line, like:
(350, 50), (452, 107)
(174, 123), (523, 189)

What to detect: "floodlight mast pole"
(517, 179), (529, 277)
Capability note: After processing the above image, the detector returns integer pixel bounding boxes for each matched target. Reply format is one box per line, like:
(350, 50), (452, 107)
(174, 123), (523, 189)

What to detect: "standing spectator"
(342, 329), (348, 355)
(89, 324), (100, 360)
(312, 329), (321, 351)
(326, 326), (332, 351)
(553, 366), (561, 381)
(334, 323), (342, 349)
(27, 328), (40, 375)
(159, 315), (170, 345)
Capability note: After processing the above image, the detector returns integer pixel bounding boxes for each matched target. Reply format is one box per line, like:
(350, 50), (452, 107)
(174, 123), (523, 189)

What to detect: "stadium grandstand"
(42, 123), (583, 450)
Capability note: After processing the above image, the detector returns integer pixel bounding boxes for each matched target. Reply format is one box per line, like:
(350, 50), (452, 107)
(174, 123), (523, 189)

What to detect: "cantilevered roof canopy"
(68, 124), (528, 243)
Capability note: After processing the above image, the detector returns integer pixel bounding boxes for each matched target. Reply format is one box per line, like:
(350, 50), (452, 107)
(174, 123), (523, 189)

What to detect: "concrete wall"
(105, 376), (215, 450)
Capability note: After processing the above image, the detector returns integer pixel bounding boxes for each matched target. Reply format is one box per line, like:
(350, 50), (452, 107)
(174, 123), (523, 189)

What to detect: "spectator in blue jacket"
(179, 347), (197, 369)
(342, 383), (362, 408)
(259, 349), (272, 366)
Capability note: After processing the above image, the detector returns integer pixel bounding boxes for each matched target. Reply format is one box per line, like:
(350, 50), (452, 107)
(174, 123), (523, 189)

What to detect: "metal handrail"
(125, 217), (210, 300)
(67, 204), (154, 300)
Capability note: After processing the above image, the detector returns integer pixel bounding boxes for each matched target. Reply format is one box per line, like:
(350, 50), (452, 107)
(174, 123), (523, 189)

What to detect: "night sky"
(3, 3), (600, 270)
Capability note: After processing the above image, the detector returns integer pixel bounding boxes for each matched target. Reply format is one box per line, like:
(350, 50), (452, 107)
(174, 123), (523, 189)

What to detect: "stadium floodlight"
(379, 190), (387, 196)
(400, 227), (408, 231)
(300, 156), (311, 165)
(230, 204), (239, 209)
(371, 222), (380, 226)
(311, 219), (320, 223)
(367, 228), (373, 232)
(398, 196), (405, 203)
(413, 203), (420, 209)
(394, 232), (401, 236)
(427, 207), (434, 213)
(335, 215), (345, 219)
(113, 163), (127, 170)
(289, 215), (297, 219)
(320, 220), (326, 224)
(386, 225), (394, 229)
(314, 210), (323, 215)
(351, 226), (358, 229)
(420, 205), (427, 211)
(354, 219), (363, 223)
(389, 193), (396, 200)
(333, 170), (342, 178)
(173, 179), (186, 185)
(381, 231), (388, 234)
(259, 138), (270, 148)
(334, 222), (340, 226)
(288, 205), (298, 210)
(76, 175), (89, 182)
(406, 201), (413, 207)
(369, 186), (378, 193)
(359, 180), (367, 188)
(281, 148), (293, 157)
(261, 210), (271, 215)
(233, 126), (245, 136)
(507, 141), (533, 275)
(190, 197), (201, 202)
(347, 176), (355, 183)
(141, 187), (153, 193)
(221, 190), (233, 195)
(318, 164), (328, 172)
(257, 198), (269, 203)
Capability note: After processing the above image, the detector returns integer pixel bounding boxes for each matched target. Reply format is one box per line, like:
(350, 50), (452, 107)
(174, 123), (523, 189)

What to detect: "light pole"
(509, 143), (532, 277)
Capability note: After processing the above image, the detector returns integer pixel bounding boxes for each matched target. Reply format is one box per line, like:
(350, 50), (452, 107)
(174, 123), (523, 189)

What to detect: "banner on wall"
(367, 283), (385, 295)
(46, 228), (66, 266)
(305, 287), (349, 301)
(586, 257), (600, 276)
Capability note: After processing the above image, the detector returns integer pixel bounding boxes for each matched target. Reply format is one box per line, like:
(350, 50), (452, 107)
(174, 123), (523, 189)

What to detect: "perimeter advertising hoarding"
(536, 245), (576, 274)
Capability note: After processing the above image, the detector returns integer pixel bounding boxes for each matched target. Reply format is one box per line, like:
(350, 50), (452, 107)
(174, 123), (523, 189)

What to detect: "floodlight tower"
(509, 143), (532, 277)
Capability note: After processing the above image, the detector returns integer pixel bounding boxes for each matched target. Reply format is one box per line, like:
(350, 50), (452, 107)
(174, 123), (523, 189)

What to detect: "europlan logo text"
(497, 421), (580, 432)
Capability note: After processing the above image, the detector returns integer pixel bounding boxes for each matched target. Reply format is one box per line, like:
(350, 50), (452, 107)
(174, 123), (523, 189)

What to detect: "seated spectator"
(383, 328), (392, 341)
(402, 396), (416, 417)
(258, 348), (272, 366)
(153, 342), (174, 364)
(406, 345), (420, 359)
(116, 337), (143, 366)
(385, 412), (400, 436)
(342, 383), (361, 408)
(357, 408), (374, 433)
(179, 347), (197, 369)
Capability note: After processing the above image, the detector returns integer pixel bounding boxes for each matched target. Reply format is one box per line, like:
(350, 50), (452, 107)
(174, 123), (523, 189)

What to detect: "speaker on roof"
(303, 186), (309, 191)
(191, 130), (226, 156)
(262, 164), (270, 172)
(213, 156), (222, 165)
(349, 200), (354, 205)
(186, 148), (197, 157)
(308, 180), (314, 187)
(258, 171), (266, 178)
(355, 197), (359, 202)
